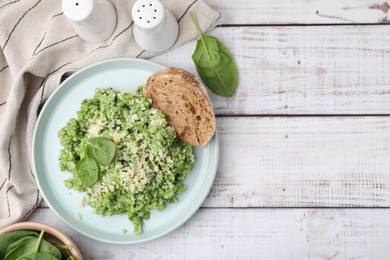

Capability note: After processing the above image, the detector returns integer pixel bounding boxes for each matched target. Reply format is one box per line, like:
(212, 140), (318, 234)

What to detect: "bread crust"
(142, 67), (216, 146)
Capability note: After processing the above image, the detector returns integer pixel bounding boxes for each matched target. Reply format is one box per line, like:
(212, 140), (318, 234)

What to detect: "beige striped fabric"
(0, 0), (220, 229)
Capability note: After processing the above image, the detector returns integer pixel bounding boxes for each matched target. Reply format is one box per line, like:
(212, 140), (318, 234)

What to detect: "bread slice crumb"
(142, 67), (216, 146)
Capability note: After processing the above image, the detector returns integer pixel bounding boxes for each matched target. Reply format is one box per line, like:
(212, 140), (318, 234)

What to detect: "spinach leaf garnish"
(190, 12), (239, 97)
(75, 137), (116, 187)
(86, 137), (116, 166)
(76, 157), (99, 187)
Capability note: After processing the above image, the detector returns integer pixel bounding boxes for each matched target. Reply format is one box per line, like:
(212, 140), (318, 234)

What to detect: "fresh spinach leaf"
(33, 239), (61, 259)
(86, 137), (116, 166)
(190, 12), (238, 97)
(76, 157), (99, 187)
(18, 252), (59, 260)
(0, 231), (38, 256)
(0, 230), (73, 260)
(33, 230), (44, 253)
(5, 237), (62, 260)
(5, 236), (35, 259)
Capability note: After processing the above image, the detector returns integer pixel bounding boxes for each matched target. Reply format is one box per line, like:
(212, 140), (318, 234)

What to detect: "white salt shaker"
(62, 0), (117, 42)
(132, 0), (179, 52)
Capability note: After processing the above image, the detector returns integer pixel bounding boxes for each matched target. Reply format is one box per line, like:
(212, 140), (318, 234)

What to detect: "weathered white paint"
(28, 208), (390, 259)
(151, 26), (390, 115)
(205, 0), (390, 24)
(207, 116), (390, 207)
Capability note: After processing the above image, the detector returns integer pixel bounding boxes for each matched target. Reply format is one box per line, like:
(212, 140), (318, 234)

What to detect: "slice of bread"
(142, 67), (216, 146)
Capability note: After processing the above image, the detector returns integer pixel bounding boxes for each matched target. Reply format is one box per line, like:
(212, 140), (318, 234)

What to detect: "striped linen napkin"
(0, 0), (220, 229)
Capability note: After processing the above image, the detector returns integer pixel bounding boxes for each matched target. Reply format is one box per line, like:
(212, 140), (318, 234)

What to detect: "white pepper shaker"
(62, 0), (117, 43)
(132, 0), (179, 52)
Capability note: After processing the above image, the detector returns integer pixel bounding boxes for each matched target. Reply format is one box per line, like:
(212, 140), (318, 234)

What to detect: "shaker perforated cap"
(62, 0), (94, 22)
(132, 0), (165, 29)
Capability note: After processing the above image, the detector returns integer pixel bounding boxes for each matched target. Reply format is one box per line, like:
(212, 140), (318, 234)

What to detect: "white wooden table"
(28, 0), (390, 258)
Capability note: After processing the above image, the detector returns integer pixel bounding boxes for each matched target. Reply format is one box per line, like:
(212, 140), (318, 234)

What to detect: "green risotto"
(58, 88), (195, 234)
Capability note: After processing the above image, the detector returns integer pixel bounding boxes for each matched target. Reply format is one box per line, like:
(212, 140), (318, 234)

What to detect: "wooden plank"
(27, 208), (390, 259)
(150, 26), (390, 115)
(39, 117), (390, 208)
(205, 0), (390, 24)
(206, 116), (390, 207)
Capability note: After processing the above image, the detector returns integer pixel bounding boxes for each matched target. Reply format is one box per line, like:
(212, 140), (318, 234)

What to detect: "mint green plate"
(32, 58), (219, 244)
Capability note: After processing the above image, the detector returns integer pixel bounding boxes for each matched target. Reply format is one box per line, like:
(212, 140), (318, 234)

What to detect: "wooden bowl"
(0, 221), (83, 260)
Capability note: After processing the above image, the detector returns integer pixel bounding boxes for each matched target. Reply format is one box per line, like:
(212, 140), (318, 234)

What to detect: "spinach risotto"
(58, 88), (195, 234)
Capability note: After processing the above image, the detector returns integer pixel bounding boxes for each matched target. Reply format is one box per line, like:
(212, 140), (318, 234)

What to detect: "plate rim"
(32, 57), (219, 244)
